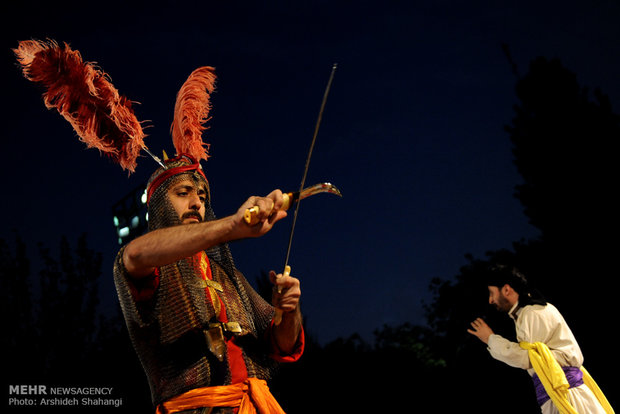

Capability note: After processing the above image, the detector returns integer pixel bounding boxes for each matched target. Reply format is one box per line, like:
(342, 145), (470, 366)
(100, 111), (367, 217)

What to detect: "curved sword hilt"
(243, 183), (342, 226)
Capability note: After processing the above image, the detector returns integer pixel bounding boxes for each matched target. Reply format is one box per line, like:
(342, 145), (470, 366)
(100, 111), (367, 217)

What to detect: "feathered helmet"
(13, 39), (215, 195)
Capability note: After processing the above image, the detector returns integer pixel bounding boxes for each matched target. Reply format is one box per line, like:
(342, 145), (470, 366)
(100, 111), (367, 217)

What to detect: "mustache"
(181, 211), (203, 222)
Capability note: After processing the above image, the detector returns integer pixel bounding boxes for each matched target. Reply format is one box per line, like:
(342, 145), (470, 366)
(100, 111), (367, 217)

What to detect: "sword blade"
(293, 182), (342, 203)
(284, 63), (338, 267)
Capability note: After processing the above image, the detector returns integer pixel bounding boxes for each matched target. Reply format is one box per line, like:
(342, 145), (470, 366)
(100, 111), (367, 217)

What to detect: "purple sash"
(532, 366), (584, 406)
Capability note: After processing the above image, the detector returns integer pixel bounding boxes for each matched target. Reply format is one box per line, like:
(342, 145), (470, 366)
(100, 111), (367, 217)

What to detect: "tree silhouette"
(35, 235), (102, 377)
(1, 235), (36, 376)
(506, 58), (619, 395)
(509, 57), (619, 243)
(1, 234), (151, 413)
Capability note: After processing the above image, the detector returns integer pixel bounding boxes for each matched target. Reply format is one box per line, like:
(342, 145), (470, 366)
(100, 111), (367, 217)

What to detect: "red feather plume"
(171, 66), (217, 162)
(14, 39), (146, 173)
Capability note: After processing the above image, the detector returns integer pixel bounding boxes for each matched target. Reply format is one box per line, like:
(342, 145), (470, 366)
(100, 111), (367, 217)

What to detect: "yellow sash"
(520, 341), (614, 414)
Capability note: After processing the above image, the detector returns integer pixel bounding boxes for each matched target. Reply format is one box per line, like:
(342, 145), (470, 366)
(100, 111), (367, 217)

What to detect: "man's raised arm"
(123, 191), (287, 278)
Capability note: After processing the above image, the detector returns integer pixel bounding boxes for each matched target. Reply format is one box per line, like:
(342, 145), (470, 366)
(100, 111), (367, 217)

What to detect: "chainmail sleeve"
(114, 247), (217, 407)
(113, 246), (157, 327)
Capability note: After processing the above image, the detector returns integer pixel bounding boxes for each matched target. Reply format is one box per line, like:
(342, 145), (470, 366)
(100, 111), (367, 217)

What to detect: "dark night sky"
(2, 1), (619, 344)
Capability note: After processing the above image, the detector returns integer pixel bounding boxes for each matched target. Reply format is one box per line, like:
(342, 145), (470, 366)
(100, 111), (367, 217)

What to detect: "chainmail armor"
(113, 156), (277, 410)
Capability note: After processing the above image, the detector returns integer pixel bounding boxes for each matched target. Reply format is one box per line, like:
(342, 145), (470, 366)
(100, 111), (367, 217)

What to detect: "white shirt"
(487, 302), (606, 414)
(488, 302), (583, 375)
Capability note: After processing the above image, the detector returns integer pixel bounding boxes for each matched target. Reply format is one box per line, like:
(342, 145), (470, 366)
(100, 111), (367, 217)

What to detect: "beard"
(181, 211), (203, 223)
(495, 293), (513, 313)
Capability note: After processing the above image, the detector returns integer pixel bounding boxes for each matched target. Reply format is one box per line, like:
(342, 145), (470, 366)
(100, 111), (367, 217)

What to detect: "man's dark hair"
(485, 264), (547, 306)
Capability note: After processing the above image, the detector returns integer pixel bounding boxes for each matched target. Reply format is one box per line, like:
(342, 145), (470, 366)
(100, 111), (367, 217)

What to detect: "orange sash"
(156, 378), (285, 414)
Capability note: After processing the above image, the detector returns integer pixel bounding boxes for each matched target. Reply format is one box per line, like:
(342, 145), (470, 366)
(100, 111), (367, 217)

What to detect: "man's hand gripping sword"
(245, 64), (339, 325)
(243, 183), (342, 226)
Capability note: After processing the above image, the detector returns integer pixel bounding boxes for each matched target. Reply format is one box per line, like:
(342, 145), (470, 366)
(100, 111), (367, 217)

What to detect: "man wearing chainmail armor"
(114, 154), (304, 413)
(14, 39), (305, 414)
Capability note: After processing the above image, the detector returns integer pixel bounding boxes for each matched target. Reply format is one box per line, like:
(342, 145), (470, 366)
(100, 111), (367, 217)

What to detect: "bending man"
(467, 265), (610, 414)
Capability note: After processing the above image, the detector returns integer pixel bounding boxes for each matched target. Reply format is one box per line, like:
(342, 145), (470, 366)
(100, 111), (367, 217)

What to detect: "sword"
(247, 63), (338, 325)
(243, 182), (342, 226)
